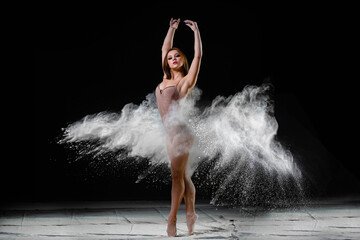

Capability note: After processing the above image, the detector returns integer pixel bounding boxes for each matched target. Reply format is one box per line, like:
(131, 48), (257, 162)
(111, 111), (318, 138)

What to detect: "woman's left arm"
(180, 20), (202, 95)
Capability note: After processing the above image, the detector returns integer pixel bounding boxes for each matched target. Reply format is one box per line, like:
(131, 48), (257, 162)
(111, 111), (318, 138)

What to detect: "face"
(167, 50), (183, 69)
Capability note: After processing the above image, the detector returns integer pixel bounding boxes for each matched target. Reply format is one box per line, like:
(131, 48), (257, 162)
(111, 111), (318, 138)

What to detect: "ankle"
(168, 215), (177, 223)
(186, 212), (196, 217)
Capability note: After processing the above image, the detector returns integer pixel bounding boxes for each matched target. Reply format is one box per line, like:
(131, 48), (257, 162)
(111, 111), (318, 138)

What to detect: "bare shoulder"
(161, 76), (167, 83)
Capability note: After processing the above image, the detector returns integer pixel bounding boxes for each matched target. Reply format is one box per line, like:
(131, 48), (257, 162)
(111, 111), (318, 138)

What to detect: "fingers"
(184, 20), (198, 30)
(171, 18), (180, 23)
(184, 20), (196, 24)
(170, 18), (181, 29)
(184, 20), (196, 26)
(169, 18), (197, 29)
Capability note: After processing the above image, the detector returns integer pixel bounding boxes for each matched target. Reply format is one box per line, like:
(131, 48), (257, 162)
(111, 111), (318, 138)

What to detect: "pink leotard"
(155, 83), (180, 122)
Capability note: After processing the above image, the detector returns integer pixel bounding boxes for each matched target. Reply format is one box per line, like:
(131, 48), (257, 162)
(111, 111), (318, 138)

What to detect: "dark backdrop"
(16, 5), (359, 202)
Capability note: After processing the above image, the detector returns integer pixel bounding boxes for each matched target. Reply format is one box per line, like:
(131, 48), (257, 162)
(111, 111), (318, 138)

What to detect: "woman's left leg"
(184, 173), (197, 235)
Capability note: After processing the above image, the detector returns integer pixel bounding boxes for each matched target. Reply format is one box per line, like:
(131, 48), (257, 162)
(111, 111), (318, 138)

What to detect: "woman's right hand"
(170, 18), (180, 29)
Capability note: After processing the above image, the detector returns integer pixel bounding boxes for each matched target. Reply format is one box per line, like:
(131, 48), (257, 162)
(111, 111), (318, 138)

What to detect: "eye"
(175, 54), (180, 57)
(168, 56), (172, 60)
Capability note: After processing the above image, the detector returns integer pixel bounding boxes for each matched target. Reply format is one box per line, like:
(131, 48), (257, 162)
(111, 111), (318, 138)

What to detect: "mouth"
(173, 61), (178, 65)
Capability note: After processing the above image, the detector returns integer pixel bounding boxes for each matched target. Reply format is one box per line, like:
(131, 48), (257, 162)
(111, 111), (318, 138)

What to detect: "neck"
(170, 70), (184, 81)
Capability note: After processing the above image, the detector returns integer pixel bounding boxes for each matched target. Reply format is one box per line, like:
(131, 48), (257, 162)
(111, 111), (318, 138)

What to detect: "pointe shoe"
(167, 218), (177, 237)
(186, 213), (198, 235)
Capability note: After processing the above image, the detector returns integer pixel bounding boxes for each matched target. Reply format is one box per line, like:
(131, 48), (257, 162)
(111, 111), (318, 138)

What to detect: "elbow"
(195, 53), (202, 59)
(162, 45), (170, 53)
(194, 50), (203, 59)
(196, 48), (203, 59)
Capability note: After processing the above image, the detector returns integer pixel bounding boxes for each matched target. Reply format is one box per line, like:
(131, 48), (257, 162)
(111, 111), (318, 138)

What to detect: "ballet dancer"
(155, 18), (202, 236)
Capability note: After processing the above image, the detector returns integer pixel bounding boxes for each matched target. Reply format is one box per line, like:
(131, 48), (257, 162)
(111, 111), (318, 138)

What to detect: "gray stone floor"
(0, 197), (359, 239)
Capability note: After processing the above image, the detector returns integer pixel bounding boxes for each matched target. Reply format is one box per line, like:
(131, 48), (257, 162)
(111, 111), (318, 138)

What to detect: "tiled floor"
(0, 198), (359, 239)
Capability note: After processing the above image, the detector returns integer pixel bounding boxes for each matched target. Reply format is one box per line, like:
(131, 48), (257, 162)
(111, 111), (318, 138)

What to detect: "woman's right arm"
(161, 18), (180, 64)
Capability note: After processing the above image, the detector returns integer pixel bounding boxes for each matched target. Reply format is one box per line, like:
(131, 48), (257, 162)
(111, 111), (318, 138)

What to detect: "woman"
(155, 18), (202, 237)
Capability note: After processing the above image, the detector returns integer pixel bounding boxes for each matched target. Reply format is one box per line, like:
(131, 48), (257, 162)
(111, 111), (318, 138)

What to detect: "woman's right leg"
(166, 128), (194, 237)
(167, 140), (189, 237)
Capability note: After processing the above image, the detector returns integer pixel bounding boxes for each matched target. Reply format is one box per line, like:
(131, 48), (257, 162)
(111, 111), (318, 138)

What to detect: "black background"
(20, 5), (360, 203)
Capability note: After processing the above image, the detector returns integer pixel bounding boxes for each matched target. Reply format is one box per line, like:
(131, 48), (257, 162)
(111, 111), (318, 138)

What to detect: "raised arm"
(180, 20), (202, 95)
(161, 18), (180, 64)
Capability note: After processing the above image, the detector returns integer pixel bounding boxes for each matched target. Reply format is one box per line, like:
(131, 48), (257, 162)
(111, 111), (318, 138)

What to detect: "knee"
(171, 169), (184, 182)
(172, 135), (194, 156)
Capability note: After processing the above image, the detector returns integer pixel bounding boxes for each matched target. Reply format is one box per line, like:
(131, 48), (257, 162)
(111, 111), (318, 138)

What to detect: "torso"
(155, 79), (194, 149)
(155, 82), (180, 121)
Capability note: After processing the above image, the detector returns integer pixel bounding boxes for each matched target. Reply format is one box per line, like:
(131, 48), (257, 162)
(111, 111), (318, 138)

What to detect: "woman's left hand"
(184, 20), (198, 32)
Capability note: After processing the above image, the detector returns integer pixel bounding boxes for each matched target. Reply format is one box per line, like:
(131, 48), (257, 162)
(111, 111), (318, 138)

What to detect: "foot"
(167, 216), (177, 237)
(186, 212), (198, 235)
